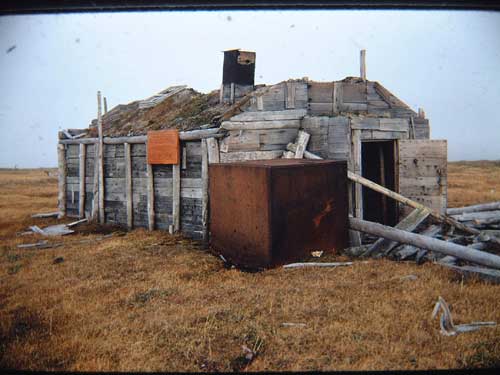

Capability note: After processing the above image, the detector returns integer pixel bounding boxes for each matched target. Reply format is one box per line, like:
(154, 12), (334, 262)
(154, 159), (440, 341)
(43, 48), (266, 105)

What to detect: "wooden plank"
(308, 82), (334, 103)
(220, 128), (298, 152)
(57, 144), (66, 217)
(172, 163), (181, 232)
(78, 144), (86, 218)
(351, 129), (362, 219)
(124, 142), (133, 229)
(206, 137), (220, 164)
(201, 139), (209, 244)
(350, 217), (500, 270)
(221, 119), (301, 131)
(294, 130), (310, 159)
(343, 83), (366, 103)
(285, 82), (296, 109)
(447, 201), (500, 216)
(147, 162), (155, 231)
(97, 91), (105, 223)
(181, 146), (187, 169)
(308, 102), (333, 116)
(333, 82), (342, 113)
(364, 208), (431, 257)
(219, 150), (283, 163)
(230, 109), (307, 122)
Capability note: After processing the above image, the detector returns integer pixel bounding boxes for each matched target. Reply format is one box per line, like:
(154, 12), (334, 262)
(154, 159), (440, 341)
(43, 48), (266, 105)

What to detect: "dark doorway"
(361, 141), (397, 226)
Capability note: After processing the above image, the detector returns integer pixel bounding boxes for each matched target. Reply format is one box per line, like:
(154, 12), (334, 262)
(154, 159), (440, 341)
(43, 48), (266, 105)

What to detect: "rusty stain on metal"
(209, 159), (348, 268)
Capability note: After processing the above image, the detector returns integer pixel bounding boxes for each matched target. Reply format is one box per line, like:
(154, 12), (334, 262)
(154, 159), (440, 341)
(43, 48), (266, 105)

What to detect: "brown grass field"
(1, 161), (500, 372)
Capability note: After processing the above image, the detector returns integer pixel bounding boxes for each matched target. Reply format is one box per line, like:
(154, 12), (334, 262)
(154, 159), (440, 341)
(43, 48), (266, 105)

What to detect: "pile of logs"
(296, 141), (500, 283)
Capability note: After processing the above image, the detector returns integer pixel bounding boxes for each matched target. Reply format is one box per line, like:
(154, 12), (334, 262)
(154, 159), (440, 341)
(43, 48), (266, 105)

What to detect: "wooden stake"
(78, 143), (86, 218)
(172, 158), (181, 232)
(104, 97), (108, 114)
(124, 142), (133, 229)
(91, 144), (99, 221)
(57, 144), (66, 218)
(147, 162), (155, 231)
(97, 91), (105, 223)
(201, 139), (209, 244)
(360, 49), (366, 81)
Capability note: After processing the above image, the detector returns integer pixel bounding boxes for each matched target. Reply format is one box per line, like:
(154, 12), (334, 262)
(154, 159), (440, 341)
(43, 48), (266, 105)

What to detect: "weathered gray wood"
(201, 139), (209, 244)
(221, 119), (301, 131)
(124, 143), (133, 229)
(78, 144), (86, 218)
(219, 150), (283, 163)
(333, 82), (342, 113)
(452, 210), (500, 222)
(348, 171), (477, 235)
(395, 224), (441, 260)
(294, 130), (310, 159)
(97, 91), (105, 223)
(230, 109), (307, 122)
(57, 144), (66, 218)
(206, 137), (220, 164)
(351, 129), (362, 219)
(447, 202), (500, 216)
(360, 49), (366, 80)
(172, 163), (181, 232)
(32, 211), (60, 219)
(438, 263), (500, 284)
(147, 162), (154, 231)
(283, 262), (353, 269)
(285, 82), (296, 109)
(364, 208), (431, 257)
(287, 143), (323, 160)
(104, 97), (108, 114)
(349, 217), (500, 269)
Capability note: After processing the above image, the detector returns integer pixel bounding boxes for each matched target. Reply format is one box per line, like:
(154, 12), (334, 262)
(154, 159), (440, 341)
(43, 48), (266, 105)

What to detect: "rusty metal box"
(209, 159), (348, 268)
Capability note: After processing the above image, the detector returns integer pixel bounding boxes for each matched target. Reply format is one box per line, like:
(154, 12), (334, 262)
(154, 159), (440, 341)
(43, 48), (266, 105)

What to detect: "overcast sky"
(1, 10), (499, 167)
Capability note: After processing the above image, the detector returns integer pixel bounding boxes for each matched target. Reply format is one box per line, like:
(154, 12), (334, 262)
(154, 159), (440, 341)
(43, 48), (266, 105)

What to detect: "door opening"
(361, 140), (397, 226)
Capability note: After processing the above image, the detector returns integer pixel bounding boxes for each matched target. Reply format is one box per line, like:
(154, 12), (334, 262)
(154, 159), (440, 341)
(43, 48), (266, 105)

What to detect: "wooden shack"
(57, 49), (447, 244)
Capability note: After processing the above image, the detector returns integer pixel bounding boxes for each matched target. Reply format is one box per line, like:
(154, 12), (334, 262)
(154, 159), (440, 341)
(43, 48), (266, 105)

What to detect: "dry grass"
(1, 164), (500, 371)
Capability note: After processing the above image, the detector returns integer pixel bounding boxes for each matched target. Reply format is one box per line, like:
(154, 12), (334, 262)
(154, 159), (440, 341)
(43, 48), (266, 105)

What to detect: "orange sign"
(147, 129), (180, 165)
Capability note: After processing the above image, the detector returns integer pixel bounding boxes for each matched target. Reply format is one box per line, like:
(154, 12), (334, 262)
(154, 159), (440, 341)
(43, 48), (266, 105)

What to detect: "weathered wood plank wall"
(62, 140), (204, 239)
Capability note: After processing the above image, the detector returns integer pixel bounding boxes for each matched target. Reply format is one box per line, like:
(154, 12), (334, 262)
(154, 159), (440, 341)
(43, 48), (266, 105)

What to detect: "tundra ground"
(0, 162), (499, 371)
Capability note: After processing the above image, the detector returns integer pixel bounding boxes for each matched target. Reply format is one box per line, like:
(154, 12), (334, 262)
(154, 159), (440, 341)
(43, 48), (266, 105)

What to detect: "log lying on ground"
(349, 217), (500, 269)
(451, 210), (500, 222)
(438, 263), (500, 284)
(31, 211), (60, 219)
(347, 171), (479, 236)
(447, 201), (500, 216)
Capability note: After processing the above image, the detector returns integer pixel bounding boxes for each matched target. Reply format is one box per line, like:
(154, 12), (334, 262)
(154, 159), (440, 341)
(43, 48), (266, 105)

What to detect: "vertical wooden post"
(230, 83), (235, 104)
(91, 144), (99, 220)
(418, 107), (426, 119)
(352, 129), (363, 219)
(206, 137), (220, 164)
(104, 97), (108, 114)
(379, 145), (387, 224)
(124, 142), (133, 229)
(147, 162), (155, 231)
(78, 143), (86, 218)
(172, 152), (181, 233)
(410, 116), (416, 139)
(333, 82), (343, 113)
(360, 49), (366, 81)
(97, 91), (105, 223)
(57, 143), (66, 218)
(201, 139), (209, 244)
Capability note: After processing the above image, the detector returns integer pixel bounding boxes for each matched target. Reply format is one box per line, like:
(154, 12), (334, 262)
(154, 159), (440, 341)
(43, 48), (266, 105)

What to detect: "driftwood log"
(349, 217), (500, 270)
(447, 201), (500, 216)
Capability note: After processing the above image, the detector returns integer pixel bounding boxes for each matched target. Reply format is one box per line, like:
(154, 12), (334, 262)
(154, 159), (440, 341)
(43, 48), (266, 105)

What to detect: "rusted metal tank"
(209, 159), (348, 268)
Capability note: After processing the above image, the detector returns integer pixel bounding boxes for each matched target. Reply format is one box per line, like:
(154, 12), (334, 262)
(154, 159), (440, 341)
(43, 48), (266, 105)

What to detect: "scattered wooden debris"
(447, 201), (500, 216)
(17, 240), (62, 249)
(431, 296), (496, 336)
(31, 211), (60, 219)
(281, 322), (307, 327)
(283, 262), (353, 269)
(27, 218), (88, 236)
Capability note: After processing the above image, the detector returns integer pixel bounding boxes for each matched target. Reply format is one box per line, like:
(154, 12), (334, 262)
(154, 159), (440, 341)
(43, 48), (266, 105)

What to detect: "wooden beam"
(201, 139), (209, 244)
(347, 171), (479, 235)
(78, 143), (86, 218)
(124, 142), (133, 229)
(104, 97), (108, 114)
(349, 217), (500, 270)
(206, 137), (220, 164)
(286, 143), (322, 160)
(57, 143), (66, 218)
(97, 91), (105, 223)
(147, 162), (155, 231)
(360, 49), (366, 81)
(447, 201), (500, 216)
(364, 208), (430, 257)
(172, 161), (181, 232)
(352, 129), (363, 219)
